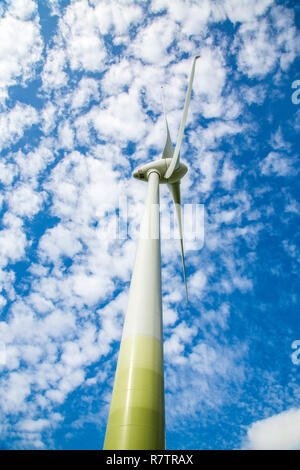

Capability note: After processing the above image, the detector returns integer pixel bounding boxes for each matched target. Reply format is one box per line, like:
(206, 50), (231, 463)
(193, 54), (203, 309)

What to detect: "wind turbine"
(103, 56), (199, 450)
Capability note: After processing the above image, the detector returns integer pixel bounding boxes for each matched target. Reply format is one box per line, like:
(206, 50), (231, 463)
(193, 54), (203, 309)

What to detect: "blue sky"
(0, 0), (299, 450)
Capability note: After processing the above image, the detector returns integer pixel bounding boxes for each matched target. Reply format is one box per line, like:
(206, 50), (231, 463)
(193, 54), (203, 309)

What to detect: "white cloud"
(0, 12), (42, 102)
(151, 0), (217, 35)
(0, 371), (31, 413)
(101, 59), (135, 96)
(0, 161), (17, 186)
(223, 0), (273, 24)
(27, 293), (54, 315)
(152, 0), (274, 38)
(57, 120), (74, 150)
(47, 0), (65, 17)
(271, 5), (300, 71)
(284, 195), (300, 215)
(194, 120), (243, 152)
(163, 306), (178, 326)
(235, 5), (299, 78)
(243, 408), (300, 450)
(130, 16), (176, 65)
(0, 295), (7, 310)
(0, 269), (15, 306)
(7, 0), (37, 21)
(0, 214), (27, 268)
(200, 303), (230, 333)
(0, 104), (39, 149)
(71, 268), (114, 306)
(41, 103), (57, 135)
(38, 223), (83, 263)
(197, 151), (219, 193)
(190, 47), (228, 119)
(269, 127), (291, 152)
(17, 418), (50, 433)
(44, 150), (122, 221)
(61, 325), (100, 368)
(85, 89), (147, 143)
(193, 47), (226, 99)
(93, 0), (143, 36)
(14, 140), (55, 183)
(97, 292), (127, 355)
(42, 46), (68, 91)
(57, 1), (106, 72)
(71, 77), (99, 110)
(220, 159), (239, 190)
(59, 368), (85, 394)
(235, 19), (278, 78)
(189, 270), (207, 297)
(240, 84), (267, 106)
(260, 151), (297, 177)
(165, 321), (197, 363)
(282, 240), (299, 260)
(165, 340), (246, 427)
(7, 184), (44, 218)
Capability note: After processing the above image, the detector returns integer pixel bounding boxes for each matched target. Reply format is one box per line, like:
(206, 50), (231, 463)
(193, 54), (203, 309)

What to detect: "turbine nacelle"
(133, 158), (188, 184)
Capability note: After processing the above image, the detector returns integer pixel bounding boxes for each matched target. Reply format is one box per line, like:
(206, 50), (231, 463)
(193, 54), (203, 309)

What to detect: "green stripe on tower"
(103, 335), (165, 450)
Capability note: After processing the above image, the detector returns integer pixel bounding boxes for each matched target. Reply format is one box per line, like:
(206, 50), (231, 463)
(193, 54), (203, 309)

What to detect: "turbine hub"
(133, 158), (188, 184)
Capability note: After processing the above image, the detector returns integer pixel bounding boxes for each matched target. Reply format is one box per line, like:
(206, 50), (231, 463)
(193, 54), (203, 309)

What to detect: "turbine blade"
(167, 181), (188, 302)
(164, 56), (199, 179)
(161, 86), (173, 159)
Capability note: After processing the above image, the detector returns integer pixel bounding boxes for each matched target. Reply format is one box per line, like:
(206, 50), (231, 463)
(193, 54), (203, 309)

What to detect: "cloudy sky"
(0, 0), (299, 450)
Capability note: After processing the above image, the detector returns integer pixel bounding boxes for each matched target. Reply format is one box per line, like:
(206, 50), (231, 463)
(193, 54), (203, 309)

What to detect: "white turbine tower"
(103, 56), (199, 450)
